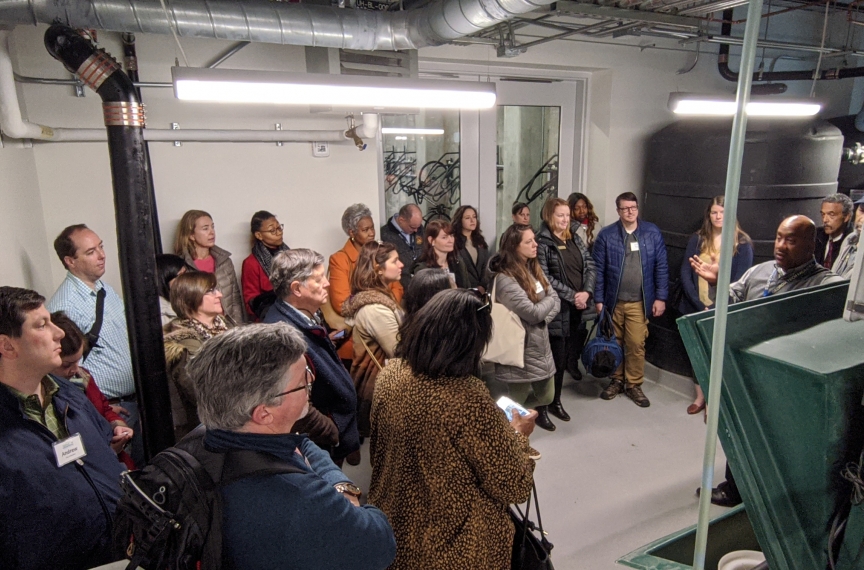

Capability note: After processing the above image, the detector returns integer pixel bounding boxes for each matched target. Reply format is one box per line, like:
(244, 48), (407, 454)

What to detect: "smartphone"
(332, 330), (347, 340)
(496, 396), (530, 422)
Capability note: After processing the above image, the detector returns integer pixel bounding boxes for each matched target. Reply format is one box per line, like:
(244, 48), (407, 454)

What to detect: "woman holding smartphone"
(488, 224), (560, 431)
(342, 241), (404, 438)
(369, 289), (536, 570)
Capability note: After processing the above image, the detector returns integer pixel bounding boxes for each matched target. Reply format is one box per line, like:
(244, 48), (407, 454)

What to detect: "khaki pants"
(610, 301), (649, 386)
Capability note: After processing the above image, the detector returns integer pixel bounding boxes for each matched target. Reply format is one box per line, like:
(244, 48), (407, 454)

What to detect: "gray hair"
(269, 249), (325, 299)
(190, 323), (307, 430)
(341, 203), (373, 236)
(822, 193), (854, 217)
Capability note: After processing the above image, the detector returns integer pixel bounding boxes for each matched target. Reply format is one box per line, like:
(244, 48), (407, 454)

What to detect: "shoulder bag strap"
(83, 288), (106, 360)
(358, 334), (384, 372)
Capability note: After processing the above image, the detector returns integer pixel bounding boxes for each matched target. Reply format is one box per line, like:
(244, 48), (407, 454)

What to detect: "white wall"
(1, 9), (859, 293)
(0, 140), (54, 293)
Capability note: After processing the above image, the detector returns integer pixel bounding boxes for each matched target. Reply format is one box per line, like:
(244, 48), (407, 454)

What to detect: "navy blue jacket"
(592, 219), (669, 316)
(0, 375), (124, 570)
(206, 429), (396, 570)
(264, 300), (360, 460)
(679, 233), (754, 314)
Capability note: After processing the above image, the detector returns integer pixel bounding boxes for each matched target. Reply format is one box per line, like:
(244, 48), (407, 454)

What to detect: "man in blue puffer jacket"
(0, 286), (124, 570)
(592, 192), (668, 408)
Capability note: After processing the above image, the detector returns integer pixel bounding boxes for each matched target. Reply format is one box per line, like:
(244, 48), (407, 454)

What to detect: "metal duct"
(44, 23), (175, 460)
(0, 0), (555, 50)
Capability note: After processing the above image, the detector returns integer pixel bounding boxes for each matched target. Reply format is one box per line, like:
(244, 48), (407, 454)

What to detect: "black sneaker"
(600, 379), (625, 400)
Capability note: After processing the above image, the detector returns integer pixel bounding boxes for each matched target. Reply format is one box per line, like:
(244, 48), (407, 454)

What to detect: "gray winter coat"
(491, 273), (559, 384)
(183, 245), (245, 324)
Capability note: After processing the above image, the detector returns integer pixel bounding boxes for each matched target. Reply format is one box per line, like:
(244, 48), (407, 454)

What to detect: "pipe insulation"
(0, 31), (378, 143)
(0, 0), (556, 50)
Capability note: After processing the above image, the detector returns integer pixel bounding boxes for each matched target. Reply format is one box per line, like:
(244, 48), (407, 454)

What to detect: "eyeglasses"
(261, 224), (285, 235)
(468, 288), (491, 313)
(273, 356), (316, 399)
(617, 206), (638, 213)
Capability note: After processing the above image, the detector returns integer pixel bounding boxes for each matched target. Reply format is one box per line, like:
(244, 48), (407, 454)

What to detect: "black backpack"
(113, 425), (303, 570)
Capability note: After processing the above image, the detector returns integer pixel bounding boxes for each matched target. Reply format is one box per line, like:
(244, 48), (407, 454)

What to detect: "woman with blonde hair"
(342, 241), (404, 437)
(537, 197), (596, 429)
(488, 224), (559, 430)
(173, 210), (243, 324)
(681, 195), (753, 414)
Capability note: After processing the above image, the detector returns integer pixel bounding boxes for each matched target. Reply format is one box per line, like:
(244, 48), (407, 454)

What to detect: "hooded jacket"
(342, 290), (403, 437)
(536, 222), (597, 338)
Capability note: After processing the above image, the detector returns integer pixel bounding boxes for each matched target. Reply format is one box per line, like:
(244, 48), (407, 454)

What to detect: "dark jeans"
(549, 314), (589, 399)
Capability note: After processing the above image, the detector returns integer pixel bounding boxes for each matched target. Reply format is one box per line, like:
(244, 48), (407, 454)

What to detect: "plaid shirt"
(4, 376), (68, 440)
(47, 273), (134, 399)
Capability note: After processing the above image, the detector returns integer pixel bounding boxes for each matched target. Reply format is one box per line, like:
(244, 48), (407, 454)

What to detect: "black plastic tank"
(827, 115), (864, 193)
(642, 118), (843, 376)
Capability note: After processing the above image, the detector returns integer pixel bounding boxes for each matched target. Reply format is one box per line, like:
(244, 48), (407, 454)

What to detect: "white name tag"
(630, 241), (640, 252)
(534, 280), (544, 294)
(53, 432), (87, 467)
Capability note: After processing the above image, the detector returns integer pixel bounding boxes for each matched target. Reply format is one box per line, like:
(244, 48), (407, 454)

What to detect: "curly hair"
(567, 192), (599, 245)
(341, 203), (373, 236)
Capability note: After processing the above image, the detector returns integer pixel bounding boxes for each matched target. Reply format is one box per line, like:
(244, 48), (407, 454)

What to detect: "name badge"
(535, 280), (544, 294)
(53, 433), (87, 467)
(557, 245), (567, 250)
(630, 241), (640, 252)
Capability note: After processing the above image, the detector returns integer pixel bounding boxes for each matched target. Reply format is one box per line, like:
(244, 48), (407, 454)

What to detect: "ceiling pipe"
(717, 8), (864, 82)
(0, 30), (378, 143)
(0, 0), (559, 50)
(44, 22), (174, 459)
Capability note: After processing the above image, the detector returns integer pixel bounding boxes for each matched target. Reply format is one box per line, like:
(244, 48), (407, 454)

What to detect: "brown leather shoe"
(600, 379), (625, 400)
(625, 384), (650, 408)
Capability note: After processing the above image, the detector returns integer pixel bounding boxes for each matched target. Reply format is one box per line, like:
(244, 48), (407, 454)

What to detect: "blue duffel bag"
(581, 309), (624, 378)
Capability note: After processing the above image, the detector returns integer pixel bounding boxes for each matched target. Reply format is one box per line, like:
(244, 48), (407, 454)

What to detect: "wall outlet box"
(312, 142), (330, 157)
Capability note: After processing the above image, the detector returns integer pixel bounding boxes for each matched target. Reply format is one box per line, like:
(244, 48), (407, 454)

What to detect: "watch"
(334, 482), (362, 498)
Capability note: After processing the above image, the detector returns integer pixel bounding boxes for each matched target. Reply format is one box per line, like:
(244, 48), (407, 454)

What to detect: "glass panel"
(382, 111), (460, 224)
(496, 106), (561, 235)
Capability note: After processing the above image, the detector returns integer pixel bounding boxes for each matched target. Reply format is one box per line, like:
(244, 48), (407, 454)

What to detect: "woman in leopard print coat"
(368, 289), (537, 570)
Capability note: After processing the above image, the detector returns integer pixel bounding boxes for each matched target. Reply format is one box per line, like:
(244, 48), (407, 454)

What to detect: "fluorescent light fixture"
(395, 136), (408, 140)
(173, 67), (496, 110)
(669, 93), (821, 117)
(382, 128), (445, 135)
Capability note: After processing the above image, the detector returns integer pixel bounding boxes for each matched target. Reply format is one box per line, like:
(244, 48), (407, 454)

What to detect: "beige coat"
(369, 358), (535, 570)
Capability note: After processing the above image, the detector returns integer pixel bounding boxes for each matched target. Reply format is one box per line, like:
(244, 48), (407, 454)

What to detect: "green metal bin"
(676, 282), (864, 570)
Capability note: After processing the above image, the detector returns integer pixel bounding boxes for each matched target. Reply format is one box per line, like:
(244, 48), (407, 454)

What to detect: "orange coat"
(328, 239), (403, 360)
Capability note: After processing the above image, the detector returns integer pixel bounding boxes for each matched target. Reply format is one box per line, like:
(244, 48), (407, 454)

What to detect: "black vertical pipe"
(45, 24), (174, 459)
(121, 32), (162, 255)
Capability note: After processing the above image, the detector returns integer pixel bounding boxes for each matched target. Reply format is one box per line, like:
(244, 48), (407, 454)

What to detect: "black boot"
(548, 398), (571, 422)
(548, 374), (571, 421)
(534, 406), (556, 431)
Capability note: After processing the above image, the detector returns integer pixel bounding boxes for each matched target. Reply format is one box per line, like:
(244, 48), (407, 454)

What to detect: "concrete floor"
(342, 363), (732, 570)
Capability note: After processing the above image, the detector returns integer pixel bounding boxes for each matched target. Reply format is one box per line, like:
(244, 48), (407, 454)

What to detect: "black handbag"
(510, 484), (554, 570)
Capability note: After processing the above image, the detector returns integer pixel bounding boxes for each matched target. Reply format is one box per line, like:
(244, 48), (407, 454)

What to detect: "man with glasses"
(380, 203), (425, 289)
(264, 249), (361, 466)
(46, 224), (143, 464)
(593, 192), (668, 408)
(815, 193), (853, 270)
(189, 323), (396, 570)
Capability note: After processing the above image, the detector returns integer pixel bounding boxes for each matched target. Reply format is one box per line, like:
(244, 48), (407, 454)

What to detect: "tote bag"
(482, 276), (526, 368)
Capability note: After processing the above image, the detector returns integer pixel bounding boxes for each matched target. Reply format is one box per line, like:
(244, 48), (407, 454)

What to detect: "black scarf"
(252, 240), (290, 277)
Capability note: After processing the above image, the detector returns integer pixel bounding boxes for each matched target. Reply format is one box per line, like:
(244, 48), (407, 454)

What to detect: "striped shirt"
(47, 273), (134, 399)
